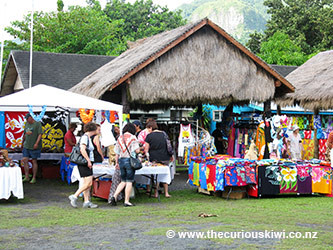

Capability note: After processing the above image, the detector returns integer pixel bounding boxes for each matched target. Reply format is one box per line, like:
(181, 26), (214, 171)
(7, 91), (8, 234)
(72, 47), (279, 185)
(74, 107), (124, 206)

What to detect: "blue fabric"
(199, 163), (207, 190)
(188, 161), (194, 186)
(215, 165), (225, 191)
(0, 112), (5, 148)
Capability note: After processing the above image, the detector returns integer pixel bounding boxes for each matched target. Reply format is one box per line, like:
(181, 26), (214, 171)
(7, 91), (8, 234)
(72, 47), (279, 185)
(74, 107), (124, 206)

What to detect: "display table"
(71, 162), (173, 201)
(71, 162), (172, 184)
(9, 153), (64, 161)
(0, 166), (24, 199)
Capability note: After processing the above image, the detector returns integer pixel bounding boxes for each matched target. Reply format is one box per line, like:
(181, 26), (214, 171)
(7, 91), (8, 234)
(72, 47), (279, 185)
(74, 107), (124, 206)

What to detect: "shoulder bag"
(69, 135), (90, 165)
(122, 135), (142, 170)
(162, 131), (174, 156)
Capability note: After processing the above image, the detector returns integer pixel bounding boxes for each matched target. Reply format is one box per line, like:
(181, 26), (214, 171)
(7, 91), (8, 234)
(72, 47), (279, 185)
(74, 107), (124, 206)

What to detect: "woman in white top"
(288, 125), (303, 160)
(68, 122), (98, 209)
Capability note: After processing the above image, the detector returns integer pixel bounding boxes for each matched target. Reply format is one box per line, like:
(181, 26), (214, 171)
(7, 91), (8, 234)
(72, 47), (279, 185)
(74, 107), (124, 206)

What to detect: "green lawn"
(1, 188), (332, 249)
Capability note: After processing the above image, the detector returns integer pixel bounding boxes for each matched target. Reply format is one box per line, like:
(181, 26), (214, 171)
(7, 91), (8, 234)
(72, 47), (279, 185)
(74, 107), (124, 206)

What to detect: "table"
(0, 166), (24, 199)
(9, 153), (64, 161)
(71, 162), (173, 201)
(71, 163), (172, 184)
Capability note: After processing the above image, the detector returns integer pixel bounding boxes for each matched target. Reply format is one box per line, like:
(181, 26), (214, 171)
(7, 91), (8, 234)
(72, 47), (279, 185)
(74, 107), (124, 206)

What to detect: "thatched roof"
(276, 50), (333, 110)
(70, 18), (294, 106)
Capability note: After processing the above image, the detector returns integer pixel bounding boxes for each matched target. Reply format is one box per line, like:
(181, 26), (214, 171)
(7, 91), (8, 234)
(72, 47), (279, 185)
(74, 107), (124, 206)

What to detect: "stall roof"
(0, 84), (123, 113)
(276, 50), (333, 110)
(70, 18), (294, 106)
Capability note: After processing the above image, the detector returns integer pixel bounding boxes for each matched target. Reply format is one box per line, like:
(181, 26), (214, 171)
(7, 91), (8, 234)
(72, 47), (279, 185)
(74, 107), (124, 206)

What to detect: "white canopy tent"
(0, 84), (123, 128)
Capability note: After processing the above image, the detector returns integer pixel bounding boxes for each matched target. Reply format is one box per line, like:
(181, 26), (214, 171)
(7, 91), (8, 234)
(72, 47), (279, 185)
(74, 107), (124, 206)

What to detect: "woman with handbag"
(68, 122), (99, 208)
(110, 123), (140, 207)
(144, 120), (173, 198)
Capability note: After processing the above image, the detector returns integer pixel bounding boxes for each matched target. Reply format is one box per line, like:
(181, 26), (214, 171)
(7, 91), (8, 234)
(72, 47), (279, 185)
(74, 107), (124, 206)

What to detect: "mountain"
(178, 0), (269, 44)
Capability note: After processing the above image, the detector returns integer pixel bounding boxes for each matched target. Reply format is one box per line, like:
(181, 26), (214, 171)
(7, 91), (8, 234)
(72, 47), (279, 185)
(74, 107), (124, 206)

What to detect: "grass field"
(1, 182), (332, 250)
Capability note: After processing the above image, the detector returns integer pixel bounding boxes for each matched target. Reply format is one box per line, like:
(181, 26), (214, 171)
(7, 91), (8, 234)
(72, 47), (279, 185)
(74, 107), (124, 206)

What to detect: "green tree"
(5, 5), (127, 56)
(257, 31), (308, 65)
(246, 31), (263, 54)
(104, 0), (186, 41)
(263, 0), (333, 54)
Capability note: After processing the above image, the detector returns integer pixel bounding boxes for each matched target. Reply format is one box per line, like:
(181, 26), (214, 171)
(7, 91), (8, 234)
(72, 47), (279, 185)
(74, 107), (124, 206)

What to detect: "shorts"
(78, 164), (93, 177)
(22, 148), (41, 159)
(119, 158), (135, 182)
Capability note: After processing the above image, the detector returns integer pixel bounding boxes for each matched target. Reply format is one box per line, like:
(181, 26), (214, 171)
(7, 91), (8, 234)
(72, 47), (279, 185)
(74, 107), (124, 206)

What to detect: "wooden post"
(264, 100), (272, 118)
(314, 109), (319, 159)
(197, 103), (203, 127)
(277, 105), (281, 116)
(121, 83), (130, 115)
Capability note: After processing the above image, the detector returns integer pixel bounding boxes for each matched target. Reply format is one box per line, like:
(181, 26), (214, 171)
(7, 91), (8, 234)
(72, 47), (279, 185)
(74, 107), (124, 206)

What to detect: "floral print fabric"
(5, 112), (25, 149)
(279, 166), (298, 193)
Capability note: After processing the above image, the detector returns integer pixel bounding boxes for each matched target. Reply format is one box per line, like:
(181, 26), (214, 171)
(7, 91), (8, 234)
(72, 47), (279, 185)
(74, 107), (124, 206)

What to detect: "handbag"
(122, 135), (142, 170)
(162, 131), (174, 156)
(69, 135), (90, 165)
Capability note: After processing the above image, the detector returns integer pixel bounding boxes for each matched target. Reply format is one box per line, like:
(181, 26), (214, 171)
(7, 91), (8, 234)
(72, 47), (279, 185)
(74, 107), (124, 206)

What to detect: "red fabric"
(5, 112), (26, 149)
(206, 164), (216, 191)
(304, 130), (312, 139)
(319, 139), (327, 160)
(64, 130), (76, 153)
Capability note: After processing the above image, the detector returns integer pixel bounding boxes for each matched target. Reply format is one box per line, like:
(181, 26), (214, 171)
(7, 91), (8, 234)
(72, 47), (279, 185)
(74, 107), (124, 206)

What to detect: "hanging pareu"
(79, 108), (95, 124)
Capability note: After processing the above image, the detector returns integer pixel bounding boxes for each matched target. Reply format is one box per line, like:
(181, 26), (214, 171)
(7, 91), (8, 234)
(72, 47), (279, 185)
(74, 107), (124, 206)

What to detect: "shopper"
(68, 122), (98, 208)
(91, 124), (104, 163)
(145, 120), (173, 198)
(288, 125), (303, 160)
(22, 113), (43, 184)
(110, 123), (140, 207)
(64, 123), (77, 154)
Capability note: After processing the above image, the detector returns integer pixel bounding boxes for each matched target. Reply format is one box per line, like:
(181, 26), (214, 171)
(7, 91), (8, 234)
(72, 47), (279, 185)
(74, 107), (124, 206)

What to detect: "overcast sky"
(0, 0), (193, 40)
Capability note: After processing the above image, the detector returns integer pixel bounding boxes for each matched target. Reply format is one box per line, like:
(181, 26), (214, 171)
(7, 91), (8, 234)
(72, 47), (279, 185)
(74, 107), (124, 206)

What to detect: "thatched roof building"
(276, 50), (333, 110)
(70, 18), (294, 109)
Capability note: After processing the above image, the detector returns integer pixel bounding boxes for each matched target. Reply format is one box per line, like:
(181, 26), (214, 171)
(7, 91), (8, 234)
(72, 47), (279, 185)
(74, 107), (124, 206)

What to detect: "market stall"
(0, 84), (123, 199)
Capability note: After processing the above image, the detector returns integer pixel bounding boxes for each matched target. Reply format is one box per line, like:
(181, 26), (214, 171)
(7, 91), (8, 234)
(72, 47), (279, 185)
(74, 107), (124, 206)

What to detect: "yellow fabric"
(256, 122), (265, 160)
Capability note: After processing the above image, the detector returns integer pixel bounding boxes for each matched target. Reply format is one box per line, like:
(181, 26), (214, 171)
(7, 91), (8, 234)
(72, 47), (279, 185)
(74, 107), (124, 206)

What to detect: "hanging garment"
(101, 120), (116, 147)
(0, 112), (5, 148)
(5, 112), (26, 149)
(235, 167), (247, 186)
(245, 165), (257, 184)
(314, 115), (321, 129)
(41, 112), (67, 152)
(312, 167), (332, 194)
(319, 139), (327, 160)
(302, 139), (314, 160)
(227, 125), (235, 156)
(206, 164), (216, 191)
(279, 166), (298, 193)
(188, 161), (194, 186)
(256, 122), (266, 160)
(199, 163), (207, 190)
(215, 164), (226, 191)
(178, 124), (194, 157)
(225, 166), (238, 186)
(297, 165), (312, 194)
(192, 161), (200, 186)
(258, 166), (280, 196)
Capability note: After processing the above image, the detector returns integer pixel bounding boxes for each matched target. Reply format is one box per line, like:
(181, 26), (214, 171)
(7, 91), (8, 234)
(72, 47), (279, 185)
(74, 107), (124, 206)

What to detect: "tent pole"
(29, 0), (34, 89)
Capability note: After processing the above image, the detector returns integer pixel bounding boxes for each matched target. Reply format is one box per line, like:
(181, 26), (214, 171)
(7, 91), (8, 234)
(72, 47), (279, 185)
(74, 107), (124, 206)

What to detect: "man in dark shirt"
(212, 122), (224, 154)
